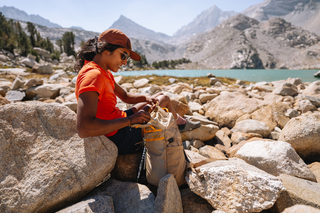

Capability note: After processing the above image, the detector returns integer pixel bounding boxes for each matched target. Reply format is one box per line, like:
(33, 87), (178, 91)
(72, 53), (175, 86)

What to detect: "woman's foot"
(178, 118), (201, 133)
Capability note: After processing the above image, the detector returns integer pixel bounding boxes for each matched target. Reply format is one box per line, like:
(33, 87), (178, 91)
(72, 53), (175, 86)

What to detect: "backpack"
(134, 105), (187, 187)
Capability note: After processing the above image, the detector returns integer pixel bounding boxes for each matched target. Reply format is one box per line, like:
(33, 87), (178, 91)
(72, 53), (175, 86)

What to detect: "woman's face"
(102, 48), (130, 72)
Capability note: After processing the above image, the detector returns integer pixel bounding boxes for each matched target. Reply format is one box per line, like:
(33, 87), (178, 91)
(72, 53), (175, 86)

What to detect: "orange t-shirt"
(75, 60), (126, 137)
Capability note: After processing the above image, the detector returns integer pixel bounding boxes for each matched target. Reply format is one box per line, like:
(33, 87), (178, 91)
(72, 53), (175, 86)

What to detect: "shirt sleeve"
(77, 69), (105, 101)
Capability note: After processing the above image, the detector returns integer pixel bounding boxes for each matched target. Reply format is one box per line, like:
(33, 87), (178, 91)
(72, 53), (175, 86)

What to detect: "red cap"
(98, 29), (141, 61)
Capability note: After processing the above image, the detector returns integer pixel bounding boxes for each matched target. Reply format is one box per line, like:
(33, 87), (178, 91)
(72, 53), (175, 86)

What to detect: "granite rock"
(154, 174), (183, 213)
(279, 112), (320, 158)
(235, 141), (316, 181)
(0, 102), (118, 213)
(186, 158), (284, 213)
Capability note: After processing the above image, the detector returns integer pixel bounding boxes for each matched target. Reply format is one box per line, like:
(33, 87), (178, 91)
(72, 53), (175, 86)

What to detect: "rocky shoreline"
(1, 68), (320, 213)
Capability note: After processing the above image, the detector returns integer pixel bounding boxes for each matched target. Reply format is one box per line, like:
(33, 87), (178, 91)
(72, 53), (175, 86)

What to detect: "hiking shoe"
(178, 118), (201, 133)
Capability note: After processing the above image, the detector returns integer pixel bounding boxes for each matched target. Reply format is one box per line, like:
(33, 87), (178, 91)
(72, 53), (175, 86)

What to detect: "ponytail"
(74, 36), (122, 72)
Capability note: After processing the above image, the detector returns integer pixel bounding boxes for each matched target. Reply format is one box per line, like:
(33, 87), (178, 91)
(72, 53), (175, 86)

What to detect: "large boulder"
(24, 78), (44, 88)
(235, 141), (316, 181)
(36, 64), (53, 74)
(303, 80), (320, 98)
(299, 100), (316, 113)
(189, 101), (204, 113)
(227, 138), (273, 158)
(205, 91), (261, 128)
(33, 47), (50, 58)
(5, 90), (25, 102)
(186, 158), (284, 213)
(20, 58), (37, 68)
(287, 78), (303, 86)
(199, 93), (218, 104)
(274, 174), (320, 211)
(154, 174), (183, 213)
(198, 145), (228, 161)
(0, 54), (8, 62)
(279, 112), (320, 158)
(181, 124), (219, 141)
(273, 83), (298, 96)
(11, 76), (25, 90)
(0, 102), (118, 213)
(168, 83), (192, 94)
(34, 84), (64, 99)
(231, 119), (270, 138)
(84, 178), (154, 213)
(133, 78), (149, 89)
(301, 95), (320, 108)
(250, 102), (291, 129)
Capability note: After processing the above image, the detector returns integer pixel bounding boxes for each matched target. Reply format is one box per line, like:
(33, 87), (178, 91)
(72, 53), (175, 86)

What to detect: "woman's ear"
(102, 50), (111, 56)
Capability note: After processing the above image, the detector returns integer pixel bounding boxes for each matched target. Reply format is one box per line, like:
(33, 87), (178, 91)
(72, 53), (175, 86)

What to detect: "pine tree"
(56, 39), (63, 53)
(27, 22), (37, 47)
(61, 31), (75, 56)
(16, 21), (31, 56)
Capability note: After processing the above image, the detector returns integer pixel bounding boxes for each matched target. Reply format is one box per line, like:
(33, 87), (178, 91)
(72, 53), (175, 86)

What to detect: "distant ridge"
(242, 0), (320, 35)
(0, 5), (61, 28)
(70, 26), (85, 30)
(109, 15), (171, 44)
(173, 5), (237, 42)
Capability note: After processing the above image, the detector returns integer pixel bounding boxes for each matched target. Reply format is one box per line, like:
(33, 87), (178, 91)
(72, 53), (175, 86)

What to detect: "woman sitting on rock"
(74, 29), (200, 155)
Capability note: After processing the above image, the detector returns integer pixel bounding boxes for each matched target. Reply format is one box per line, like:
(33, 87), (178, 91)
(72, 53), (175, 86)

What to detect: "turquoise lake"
(115, 69), (320, 83)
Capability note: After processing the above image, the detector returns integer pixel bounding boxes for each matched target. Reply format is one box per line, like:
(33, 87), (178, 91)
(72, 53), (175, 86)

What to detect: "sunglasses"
(117, 49), (130, 61)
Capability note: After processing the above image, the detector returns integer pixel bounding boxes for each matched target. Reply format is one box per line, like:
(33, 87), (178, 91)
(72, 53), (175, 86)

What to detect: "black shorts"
(107, 109), (144, 155)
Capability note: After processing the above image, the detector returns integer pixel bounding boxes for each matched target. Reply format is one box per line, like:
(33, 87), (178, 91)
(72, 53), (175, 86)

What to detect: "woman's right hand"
(129, 110), (151, 124)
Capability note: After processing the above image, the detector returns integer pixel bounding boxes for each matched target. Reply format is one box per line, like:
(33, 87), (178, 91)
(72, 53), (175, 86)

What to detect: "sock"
(176, 114), (186, 125)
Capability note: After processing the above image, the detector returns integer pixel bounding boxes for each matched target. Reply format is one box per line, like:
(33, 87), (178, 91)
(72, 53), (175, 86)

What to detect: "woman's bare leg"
(157, 95), (178, 120)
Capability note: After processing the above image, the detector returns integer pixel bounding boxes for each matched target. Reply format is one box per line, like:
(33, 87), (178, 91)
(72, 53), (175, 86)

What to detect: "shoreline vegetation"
(0, 64), (250, 86)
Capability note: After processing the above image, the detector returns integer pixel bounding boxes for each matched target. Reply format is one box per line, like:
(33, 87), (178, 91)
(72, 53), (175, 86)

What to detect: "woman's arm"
(77, 91), (150, 138)
(114, 82), (163, 104)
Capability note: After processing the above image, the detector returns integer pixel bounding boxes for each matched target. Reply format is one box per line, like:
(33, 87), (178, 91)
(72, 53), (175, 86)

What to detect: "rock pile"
(0, 47), (76, 74)
(1, 70), (320, 212)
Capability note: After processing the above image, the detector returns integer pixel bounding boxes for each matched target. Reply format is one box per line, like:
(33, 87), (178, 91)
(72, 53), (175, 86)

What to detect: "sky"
(1, 0), (264, 36)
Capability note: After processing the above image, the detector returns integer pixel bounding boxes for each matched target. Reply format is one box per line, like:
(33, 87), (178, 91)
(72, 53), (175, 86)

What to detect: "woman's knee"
(158, 95), (170, 106)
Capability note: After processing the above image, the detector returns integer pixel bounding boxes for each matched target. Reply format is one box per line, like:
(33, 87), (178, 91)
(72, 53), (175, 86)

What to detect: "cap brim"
(129, 50), (141, 61)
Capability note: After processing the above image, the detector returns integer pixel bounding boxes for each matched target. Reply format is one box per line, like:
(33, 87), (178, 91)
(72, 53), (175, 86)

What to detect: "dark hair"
(74, 37), (122, 72)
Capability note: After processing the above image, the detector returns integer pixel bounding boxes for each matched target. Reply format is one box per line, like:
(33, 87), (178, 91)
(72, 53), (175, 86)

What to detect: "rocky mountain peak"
(109, 15), (171, 43)
(173, 5), (237, 42)
(242, 0), (320, 35)
(217, 14), (259, 31)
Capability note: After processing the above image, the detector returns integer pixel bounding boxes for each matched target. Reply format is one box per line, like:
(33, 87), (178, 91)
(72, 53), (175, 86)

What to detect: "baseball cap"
(98, 29), (141, 61)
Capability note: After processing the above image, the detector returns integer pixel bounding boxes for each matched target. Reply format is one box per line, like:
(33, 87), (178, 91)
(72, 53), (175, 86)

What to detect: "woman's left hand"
(145, 94), (161, 105)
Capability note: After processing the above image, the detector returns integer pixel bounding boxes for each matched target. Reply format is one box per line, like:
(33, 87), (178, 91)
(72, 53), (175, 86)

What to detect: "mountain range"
(243, 0), (320, 35)
(0, 6), (61, 28)
(1, 1), (320, 69)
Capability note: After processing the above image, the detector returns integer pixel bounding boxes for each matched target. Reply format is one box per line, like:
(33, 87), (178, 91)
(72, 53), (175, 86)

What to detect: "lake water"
(115, 69), (320, 83)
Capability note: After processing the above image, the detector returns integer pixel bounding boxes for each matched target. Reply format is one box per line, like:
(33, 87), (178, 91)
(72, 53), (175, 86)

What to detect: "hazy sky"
(1, 0), (264, 35)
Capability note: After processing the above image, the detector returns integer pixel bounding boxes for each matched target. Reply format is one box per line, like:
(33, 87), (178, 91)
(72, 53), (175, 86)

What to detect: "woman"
(75, 29), (200, 155)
